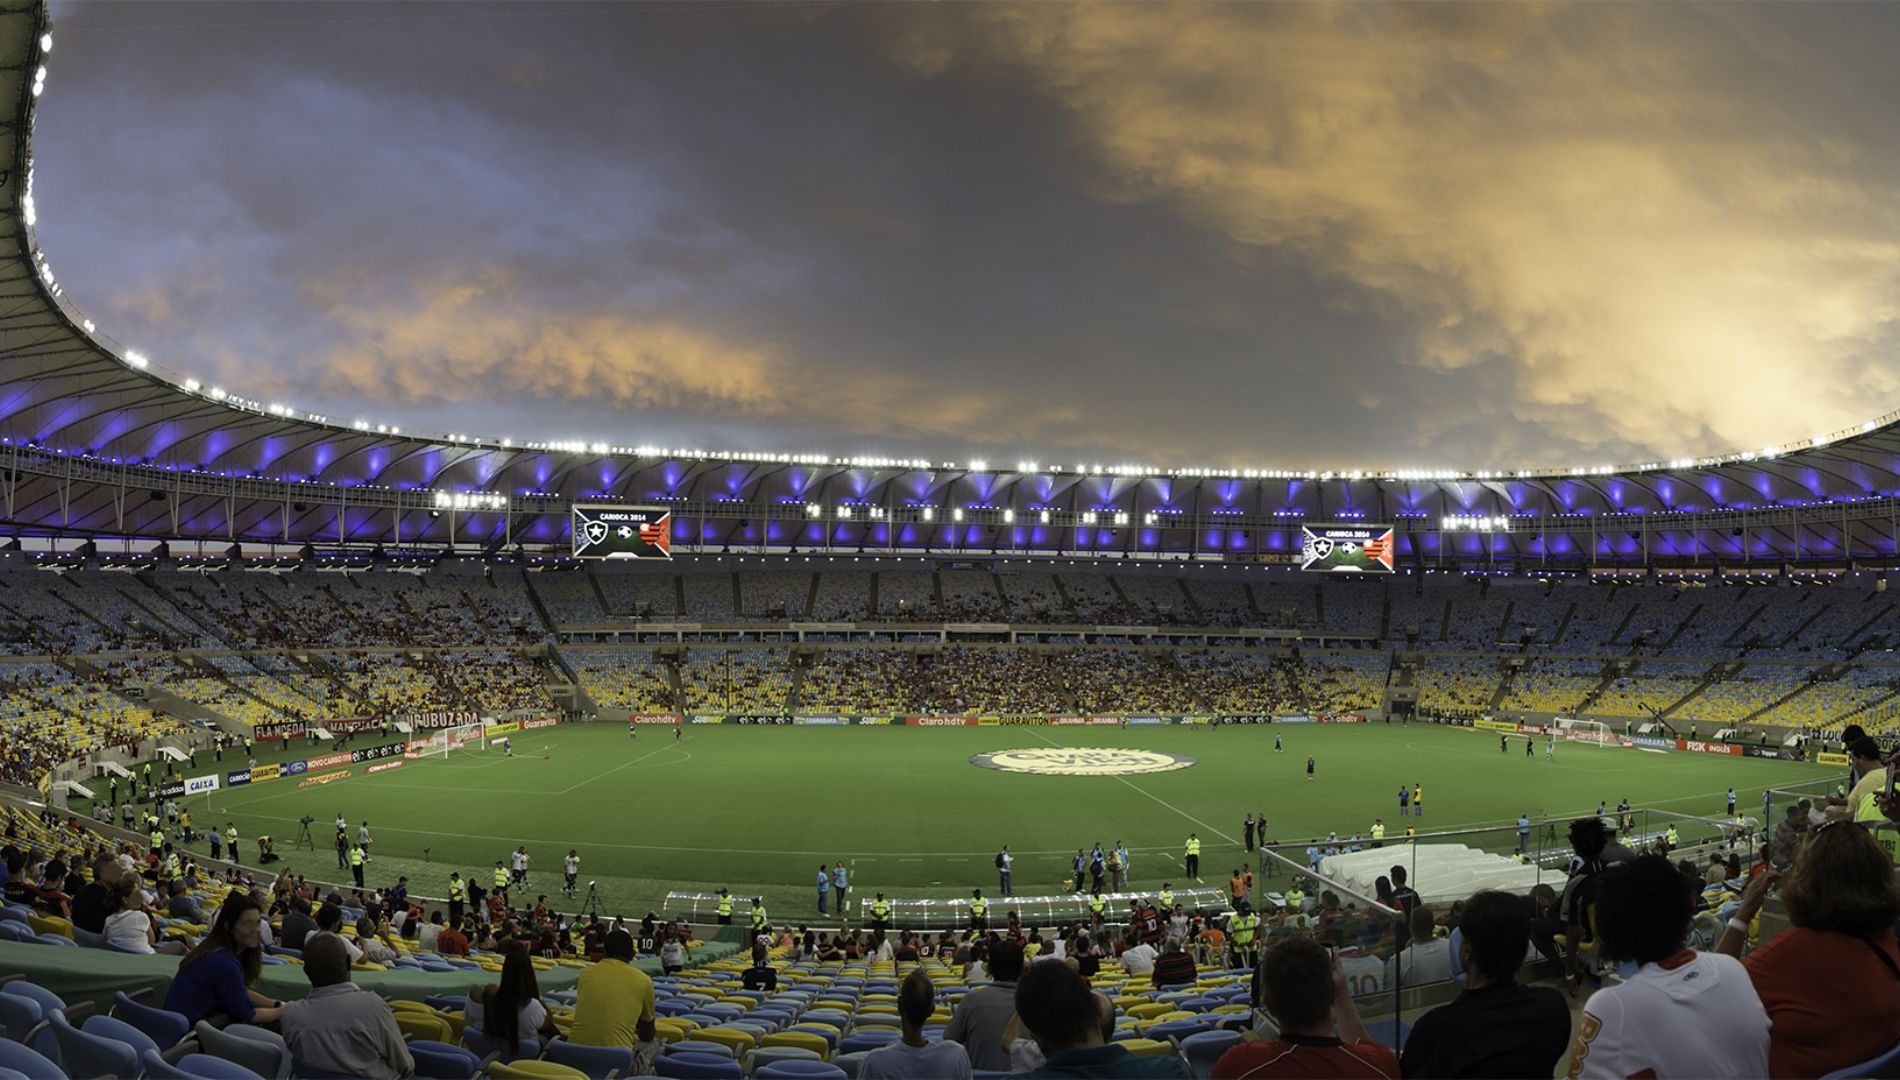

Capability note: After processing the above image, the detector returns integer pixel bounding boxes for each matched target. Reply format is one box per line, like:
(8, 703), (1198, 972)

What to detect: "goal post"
(408, 723), (487, 759)
(1553, 716), (1615, 747)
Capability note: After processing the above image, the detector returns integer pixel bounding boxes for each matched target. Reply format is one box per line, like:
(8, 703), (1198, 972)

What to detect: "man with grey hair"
(280, 934), (415, 1079)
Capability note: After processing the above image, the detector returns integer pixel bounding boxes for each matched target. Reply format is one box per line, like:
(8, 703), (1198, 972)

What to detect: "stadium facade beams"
(5, 7), (1900, 566)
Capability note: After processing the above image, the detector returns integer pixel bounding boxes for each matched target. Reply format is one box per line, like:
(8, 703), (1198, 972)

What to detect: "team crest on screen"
(969, 748), (1196, 776)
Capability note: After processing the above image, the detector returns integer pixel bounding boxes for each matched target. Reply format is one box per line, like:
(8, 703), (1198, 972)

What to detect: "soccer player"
(1501, 733), (1509, 753)
(499, 737), (513, 757)
(563, 849), (580, 897)
(1306, 755), (1316, 782)
(1399, 785), (1410, 816)
(1527, 736), (1534, 758)
(1546, 734), (1555, 761)
(1274, 733), (1283, 752)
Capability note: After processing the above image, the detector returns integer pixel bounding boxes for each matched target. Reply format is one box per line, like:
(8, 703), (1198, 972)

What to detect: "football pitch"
(182, 722), (1837, 921)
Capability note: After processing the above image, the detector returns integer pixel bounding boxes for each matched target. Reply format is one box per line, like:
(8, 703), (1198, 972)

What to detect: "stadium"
(1, 4), (1897, 1079)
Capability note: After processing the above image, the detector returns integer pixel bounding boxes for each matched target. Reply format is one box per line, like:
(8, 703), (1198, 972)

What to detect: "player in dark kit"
(1305, 755), (1315, 781)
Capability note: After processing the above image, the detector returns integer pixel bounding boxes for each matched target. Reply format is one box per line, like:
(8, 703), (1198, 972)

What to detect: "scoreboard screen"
(572, 505), (673, 560)
(1300, 525), (1395, 573)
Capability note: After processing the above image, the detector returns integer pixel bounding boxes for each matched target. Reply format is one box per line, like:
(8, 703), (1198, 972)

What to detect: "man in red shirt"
(1212, 937), (1399, 1079)
(434, 919), (470, 957)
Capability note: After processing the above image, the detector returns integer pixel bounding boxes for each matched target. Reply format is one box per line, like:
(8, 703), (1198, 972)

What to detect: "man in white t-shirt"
(861, 970), (972, 1080)
(418, 911), (443, 953)
(511, 846), (531, 886)
(1568, 856), (1768, 1079)
(1120, 936), (1157, 977)
(563, 850), (580, 896)
(1388, 906), (1455, 988)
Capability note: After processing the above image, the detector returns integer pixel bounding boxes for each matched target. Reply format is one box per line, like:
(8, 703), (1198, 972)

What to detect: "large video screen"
(1300, 525), (1395, 573)
(572, 505), (673, 560)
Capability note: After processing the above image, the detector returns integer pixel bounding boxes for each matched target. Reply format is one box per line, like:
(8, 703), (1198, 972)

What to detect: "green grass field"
(158, 722), (1837, 921)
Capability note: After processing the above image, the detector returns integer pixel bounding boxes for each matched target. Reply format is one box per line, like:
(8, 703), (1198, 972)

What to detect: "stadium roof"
(5, 2), (1900, 562)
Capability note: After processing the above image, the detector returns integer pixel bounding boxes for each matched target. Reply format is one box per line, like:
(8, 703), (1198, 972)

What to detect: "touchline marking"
(1024, 729), (1240, 846)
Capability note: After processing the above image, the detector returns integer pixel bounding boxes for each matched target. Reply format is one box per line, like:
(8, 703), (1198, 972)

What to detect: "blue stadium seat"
(837, 1031), (898, 1056)
(655, 1051), (744, 1079)
(1146, 1018), (1213, 1044)
(0, 1040), (60, 1079)
(541, 1038), (635, 1079)
(460, 1027), (539, 1064)
(409, 1040), (482, 1080)
(664, 1041), (737, 1059)
(142, 1048), (268, 1080)
(1822, 1037), (1900, 1080)
(1180, 1030), (1242, 1080)
(49, 1011), (141, 1080)
(755, 1061), (846, 1080)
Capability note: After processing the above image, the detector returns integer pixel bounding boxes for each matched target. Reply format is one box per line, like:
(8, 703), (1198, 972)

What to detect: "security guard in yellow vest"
(1665, 824), (1680, 851)
(150, 826), (164, 851)
(870, 893), (891, 932)
(716, 889), (733, 925)
(1285, 885), (1306, 916)
(448, 873), (466, 926)
(1088, 889), (1107, 928)
(165, 851), (181, 880)
(751, 898), (769, 934)
(225, 825), (239, 864)
(350, 844), (366, 887)
(1184, 833), (1202, 879)
(1158, 885), (1174, 910)
(970, 889), (989, 931)
(1230, 903), (1260, 967)
(494, 861), (510, 898)
(1371, 820), (1386, 849)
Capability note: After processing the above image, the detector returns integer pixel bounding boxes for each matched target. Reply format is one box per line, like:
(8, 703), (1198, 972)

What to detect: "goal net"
(1552, 717), (1615, 747)
(406, 723), (487, 759)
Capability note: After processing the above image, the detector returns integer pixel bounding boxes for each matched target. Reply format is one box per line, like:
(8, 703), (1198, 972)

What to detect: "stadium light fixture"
(39, 33), (51, 52)
(806, 503), (821, 517)
(922, 507), (935, 521)
(836, 505), (851, 519)
(1039, 510), (1051, 524)
(1003, 509), (1015, 523)
(952, 508), (964, 522)
(968, 460), (988, 472)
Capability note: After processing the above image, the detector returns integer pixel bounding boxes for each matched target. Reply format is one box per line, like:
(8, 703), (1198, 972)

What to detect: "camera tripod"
(296, 819), (315, 850)
(580, 882), (603, 922)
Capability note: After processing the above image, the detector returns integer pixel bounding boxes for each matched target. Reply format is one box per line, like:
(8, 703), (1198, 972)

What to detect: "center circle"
(970, 747), (1198, 776)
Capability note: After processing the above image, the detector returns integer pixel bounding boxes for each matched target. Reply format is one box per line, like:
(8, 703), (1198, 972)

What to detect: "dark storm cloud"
(33, 1), (1900, 471)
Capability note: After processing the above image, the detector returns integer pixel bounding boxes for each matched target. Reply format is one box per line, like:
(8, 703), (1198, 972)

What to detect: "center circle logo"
(970, 748), (1197, 776)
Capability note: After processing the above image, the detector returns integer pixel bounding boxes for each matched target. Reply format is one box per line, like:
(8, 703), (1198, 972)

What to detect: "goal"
(1552, 717), (1615, 748)
(407, 722), (487, 759)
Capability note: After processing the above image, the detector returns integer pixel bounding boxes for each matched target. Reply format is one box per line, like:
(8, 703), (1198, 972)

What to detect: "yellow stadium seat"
(1126, 1003), (1172, 1021)
(1122, 1038), (1175, 1057)
(487, 1061), (587, 1080)
(395, 1013), (452, 1043)
(761, 1031), (830, 1061)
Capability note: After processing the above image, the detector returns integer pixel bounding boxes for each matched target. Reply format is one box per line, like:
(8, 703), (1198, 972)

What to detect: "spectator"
(68, 854), (120, 935)
(945, 938), (1024, 1072)
(468, 941), (560, 1046)
(1150, 938), (1198, 989)
(166, 879), (204, 923)
(570, 928), (657, 1066)
(356, 914), (398, 965)
(417, 910), (443, 953)
(313, 901), (364, 963)
(1121, 933), (1158, 977)
(742, 953), (779, 991)
(1569, 856), (1769, 1078)
(435, 918), (470, 957)
(280, 933), (416, 1080)
(1386, 905), (1452, 988)
(1014, 961), (1188, 1078)
(1400, 890), (1570, 1078)
(1211, 937), (1395, 1079)
(1716, 821), (1900, 1077)
(1558, 816), (1612, 996)
(1387, 866), (1421, 918)
(163, 893), (285, 1027)
(861, 969), (973, 1080)
(103, 880), (185, 955)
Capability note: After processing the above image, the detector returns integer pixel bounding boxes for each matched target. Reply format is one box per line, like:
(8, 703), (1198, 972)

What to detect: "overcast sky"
(33, 1), (1900, 471)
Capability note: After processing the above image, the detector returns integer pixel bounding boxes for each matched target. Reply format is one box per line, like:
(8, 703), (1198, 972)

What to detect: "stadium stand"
(565, 648), (681, 712)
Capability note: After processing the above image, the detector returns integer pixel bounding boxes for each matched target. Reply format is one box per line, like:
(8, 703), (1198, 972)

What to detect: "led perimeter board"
(572, 505), (673, 560)
(1300, 525), (1395, 573)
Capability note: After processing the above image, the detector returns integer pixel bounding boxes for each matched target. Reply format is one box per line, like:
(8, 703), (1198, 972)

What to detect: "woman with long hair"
(1718, 821), (1900, 1077)
(163, 893), (285, 1026)
(466, 941), (559, 1045)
